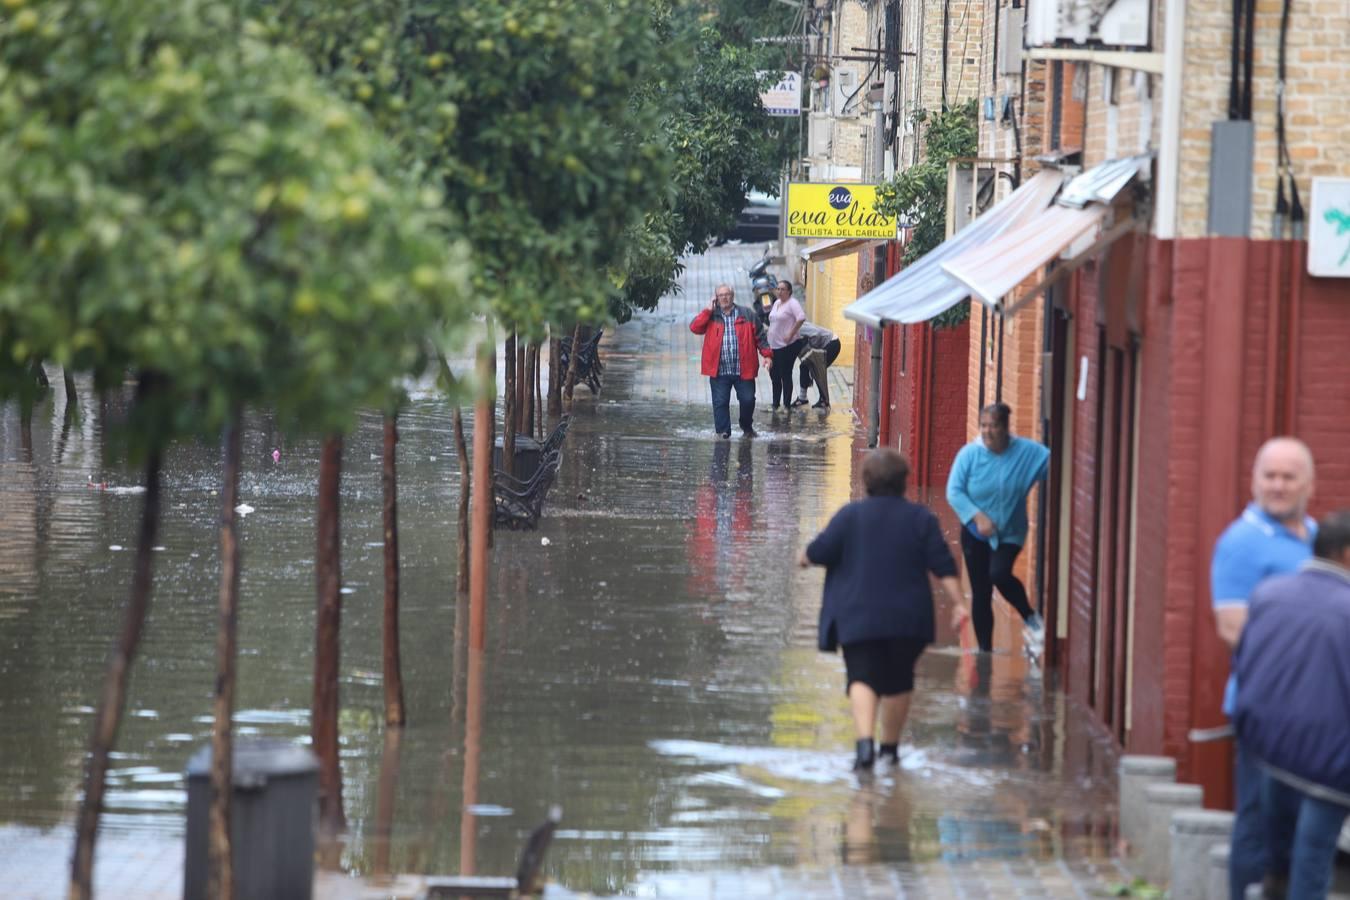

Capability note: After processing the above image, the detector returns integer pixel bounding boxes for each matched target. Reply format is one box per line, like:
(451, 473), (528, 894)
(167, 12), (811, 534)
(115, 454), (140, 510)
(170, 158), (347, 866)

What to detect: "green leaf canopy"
(0, 0), (475, 446)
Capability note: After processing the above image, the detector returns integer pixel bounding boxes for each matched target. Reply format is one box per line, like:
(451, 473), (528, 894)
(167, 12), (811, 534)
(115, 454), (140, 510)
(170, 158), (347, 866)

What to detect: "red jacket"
(690, 305), (771, 380)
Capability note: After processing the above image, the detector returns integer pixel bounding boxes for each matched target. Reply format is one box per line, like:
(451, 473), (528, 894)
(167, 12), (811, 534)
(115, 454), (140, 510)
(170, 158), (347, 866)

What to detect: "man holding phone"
(690, 284), (772, 438)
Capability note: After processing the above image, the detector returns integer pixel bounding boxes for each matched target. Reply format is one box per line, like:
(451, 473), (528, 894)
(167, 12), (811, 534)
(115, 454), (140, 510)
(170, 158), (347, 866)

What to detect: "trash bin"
(183, 739), (318, 900)
(493, 432), (542, 477)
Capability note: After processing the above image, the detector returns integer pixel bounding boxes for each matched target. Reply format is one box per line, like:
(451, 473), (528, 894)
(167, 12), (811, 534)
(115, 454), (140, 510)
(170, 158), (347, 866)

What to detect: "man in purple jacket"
(1234, 509), (1350, 900)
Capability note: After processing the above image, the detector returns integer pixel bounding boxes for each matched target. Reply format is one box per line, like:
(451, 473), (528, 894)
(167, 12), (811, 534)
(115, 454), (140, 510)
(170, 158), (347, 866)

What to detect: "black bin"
(184, 739), (318, 900)
(493, 432), (542, 477)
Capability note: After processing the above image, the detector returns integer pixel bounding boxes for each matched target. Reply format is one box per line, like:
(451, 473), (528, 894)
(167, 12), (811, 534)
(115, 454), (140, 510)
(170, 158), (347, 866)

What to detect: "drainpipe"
(1155, 0), (1188, 240)
(868, 327), (883, 447)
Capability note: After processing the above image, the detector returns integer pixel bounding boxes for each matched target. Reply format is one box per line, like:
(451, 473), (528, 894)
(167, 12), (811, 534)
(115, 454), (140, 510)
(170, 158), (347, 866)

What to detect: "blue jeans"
(709, 375), (755, 435)
(1231, 743), (1269, 900)
(1262, 772), (1349, 900)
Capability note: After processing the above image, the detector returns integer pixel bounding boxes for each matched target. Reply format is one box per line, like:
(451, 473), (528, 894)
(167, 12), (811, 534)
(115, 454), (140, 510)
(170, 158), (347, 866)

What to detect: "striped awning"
(941, 204), (1109, 310)
(842, 169), (1064, 327)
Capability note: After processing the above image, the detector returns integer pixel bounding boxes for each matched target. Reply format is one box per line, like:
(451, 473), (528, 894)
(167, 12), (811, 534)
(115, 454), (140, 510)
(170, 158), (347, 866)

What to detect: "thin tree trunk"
(547, 335), (562, 416)
(453, 408), (471, 595)
(382, 414), (405, 727)
(563, 324), (583, 412)
(502, 333), (516, 478)
(521, 340), (531, 437)
(313, 435), (346, 833)
(533, 343), (544, 440)
(372, 726), (403, 878)
(70, 447), (162, 900)
(516, 339), (528, 438)
(469, 344), (493, 652)
(63, 367), (80, 426)
(209, 413), (243, 900)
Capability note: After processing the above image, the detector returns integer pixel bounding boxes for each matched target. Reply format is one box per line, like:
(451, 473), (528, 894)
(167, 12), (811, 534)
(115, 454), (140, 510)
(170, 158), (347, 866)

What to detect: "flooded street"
(0, 246), (1122, 897)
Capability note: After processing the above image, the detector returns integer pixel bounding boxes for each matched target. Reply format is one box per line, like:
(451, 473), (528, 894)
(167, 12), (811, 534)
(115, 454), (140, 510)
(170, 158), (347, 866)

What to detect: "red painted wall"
(1074, 236), (1350, 810)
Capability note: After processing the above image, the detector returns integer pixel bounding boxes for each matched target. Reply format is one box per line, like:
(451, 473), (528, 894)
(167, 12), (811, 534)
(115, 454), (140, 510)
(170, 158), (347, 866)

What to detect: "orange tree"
(0, 1), (472, 895)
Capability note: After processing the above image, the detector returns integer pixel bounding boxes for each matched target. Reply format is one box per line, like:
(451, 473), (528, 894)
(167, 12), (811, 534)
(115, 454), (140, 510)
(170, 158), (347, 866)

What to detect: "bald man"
(1211, 437), (1317, 900)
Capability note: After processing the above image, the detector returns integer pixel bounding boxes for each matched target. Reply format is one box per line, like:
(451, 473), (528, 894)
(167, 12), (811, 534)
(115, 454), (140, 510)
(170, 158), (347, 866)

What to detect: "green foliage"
(0, 0), (473, 450)
(873, 100), (978, 328)
(257, 0), (676, 337)
(614, 15), (795, 318)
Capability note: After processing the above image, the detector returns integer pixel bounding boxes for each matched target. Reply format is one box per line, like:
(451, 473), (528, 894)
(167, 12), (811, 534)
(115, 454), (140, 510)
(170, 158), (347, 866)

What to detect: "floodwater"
(0, 248), (1119, 896)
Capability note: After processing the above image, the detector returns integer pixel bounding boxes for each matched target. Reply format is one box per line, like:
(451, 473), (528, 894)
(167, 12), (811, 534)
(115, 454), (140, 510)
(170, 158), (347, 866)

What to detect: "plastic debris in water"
(541, 536), (551, 546)
(271, 448), (281, 464)
(234, 503), (255, 517)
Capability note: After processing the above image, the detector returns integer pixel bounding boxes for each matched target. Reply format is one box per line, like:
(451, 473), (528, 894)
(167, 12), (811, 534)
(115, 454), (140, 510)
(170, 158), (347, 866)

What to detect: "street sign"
(759, 71), (801, 117)
(1309, 177), (1350, 278)
(785, 183), (897, 239)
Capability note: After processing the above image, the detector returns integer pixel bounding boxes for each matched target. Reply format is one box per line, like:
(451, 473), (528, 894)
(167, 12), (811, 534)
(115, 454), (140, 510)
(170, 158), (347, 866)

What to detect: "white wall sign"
(1309, 177), (1350, 278)
(759, 71), (801, 117)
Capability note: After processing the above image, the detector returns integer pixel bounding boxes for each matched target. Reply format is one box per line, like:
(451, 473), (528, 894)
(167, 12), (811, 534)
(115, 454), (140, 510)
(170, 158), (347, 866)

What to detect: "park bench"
(492, 448), (562, 531)
(423, 806), (561, 898)
(558, 329), (605, 396)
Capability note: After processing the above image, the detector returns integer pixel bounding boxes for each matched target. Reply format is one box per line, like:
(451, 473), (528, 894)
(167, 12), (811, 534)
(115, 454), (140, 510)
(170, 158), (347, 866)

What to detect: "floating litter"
(541, 537), (551, 546)
(234, 503), (255, 517)
(109, 545), (123, 551)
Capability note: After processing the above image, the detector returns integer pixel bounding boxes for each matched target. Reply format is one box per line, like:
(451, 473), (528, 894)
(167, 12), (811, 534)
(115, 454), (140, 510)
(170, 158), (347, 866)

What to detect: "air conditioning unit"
(1025, 0), (1150, 47)
(832, 69), (860, 117)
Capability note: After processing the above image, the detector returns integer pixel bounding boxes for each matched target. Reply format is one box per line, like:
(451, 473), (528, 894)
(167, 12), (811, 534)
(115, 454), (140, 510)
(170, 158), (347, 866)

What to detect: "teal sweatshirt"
(945, 436), (1050, 549)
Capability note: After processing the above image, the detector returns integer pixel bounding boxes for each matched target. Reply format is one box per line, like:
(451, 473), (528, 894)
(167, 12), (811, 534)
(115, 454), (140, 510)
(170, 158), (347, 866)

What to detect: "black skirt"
(842, 637), (929, 695)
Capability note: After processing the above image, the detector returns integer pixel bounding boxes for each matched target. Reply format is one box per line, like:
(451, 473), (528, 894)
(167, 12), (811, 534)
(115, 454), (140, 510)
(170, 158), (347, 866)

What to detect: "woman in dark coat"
(800, 449), (969, 771)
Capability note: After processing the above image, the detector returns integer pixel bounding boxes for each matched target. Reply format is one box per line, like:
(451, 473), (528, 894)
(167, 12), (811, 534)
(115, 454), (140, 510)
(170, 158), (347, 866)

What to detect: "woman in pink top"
(766, 280), (806, 409)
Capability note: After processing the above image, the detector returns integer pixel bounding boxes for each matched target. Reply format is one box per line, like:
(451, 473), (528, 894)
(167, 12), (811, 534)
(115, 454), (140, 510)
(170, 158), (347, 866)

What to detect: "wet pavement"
(0, 245), (1126, 898)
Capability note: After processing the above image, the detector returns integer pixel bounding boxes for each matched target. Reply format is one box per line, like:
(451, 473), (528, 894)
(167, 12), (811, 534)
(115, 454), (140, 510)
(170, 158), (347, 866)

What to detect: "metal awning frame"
(996, 213), (1148, 317)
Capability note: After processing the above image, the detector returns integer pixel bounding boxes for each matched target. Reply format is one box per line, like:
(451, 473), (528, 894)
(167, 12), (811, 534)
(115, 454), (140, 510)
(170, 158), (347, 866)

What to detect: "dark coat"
(1234, 562), (1350, 797)
(806, 496), (957, 651)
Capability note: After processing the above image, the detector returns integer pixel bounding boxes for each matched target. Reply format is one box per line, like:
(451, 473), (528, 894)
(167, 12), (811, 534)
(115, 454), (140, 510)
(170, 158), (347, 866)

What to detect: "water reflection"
(0, 360), (1118, 895)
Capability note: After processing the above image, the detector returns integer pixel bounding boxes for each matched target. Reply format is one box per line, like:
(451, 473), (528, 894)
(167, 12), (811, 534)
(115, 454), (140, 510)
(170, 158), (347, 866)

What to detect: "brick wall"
(1177, 0), (1350, 238)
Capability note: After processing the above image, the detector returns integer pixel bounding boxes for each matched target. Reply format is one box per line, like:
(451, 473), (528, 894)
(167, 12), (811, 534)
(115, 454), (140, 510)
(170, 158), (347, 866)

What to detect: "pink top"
(766, 298), (805, 349)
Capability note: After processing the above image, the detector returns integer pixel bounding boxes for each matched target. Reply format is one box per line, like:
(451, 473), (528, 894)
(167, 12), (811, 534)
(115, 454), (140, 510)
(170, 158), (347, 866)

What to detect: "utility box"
(184, 739), (319, 900)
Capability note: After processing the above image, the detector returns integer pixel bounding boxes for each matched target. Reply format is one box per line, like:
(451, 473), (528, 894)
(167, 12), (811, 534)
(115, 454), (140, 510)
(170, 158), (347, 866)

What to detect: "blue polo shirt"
(1211, 503), (1316, 715)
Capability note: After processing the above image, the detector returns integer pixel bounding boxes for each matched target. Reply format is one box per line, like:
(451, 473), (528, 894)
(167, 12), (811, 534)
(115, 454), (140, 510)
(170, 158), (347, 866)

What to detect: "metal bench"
(492, 449), (562, 531)
(423, 806), (561, 898)
(540, 414), (571, 457)
(558, 329), (604, 396)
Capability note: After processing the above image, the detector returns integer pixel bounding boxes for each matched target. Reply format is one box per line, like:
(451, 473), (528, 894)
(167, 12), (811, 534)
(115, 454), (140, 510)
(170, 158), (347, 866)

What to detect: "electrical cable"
(942, 0), (951, 109)
(1241, 0), (1256, 118)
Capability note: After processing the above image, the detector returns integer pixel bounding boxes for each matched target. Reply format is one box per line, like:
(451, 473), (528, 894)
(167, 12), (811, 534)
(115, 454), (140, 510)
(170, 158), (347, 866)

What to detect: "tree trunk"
(563, 324), (583, 412)
(469, 344), (493, 652)
(521, 341), (531, 439)
(547, 335), (562, 416)
(313, 435), (346, 833)
(382, 414), (406, 728)
(209, 413), (243, 900)
(502, 333), (516, 478)
(63, 367), (80, 425)
(516, 340), (528, 437)
(372, 726), (403, 878)
(533, 342), (544, 440)
(453, 407), (471, 595)
(69, 447), (163, 900)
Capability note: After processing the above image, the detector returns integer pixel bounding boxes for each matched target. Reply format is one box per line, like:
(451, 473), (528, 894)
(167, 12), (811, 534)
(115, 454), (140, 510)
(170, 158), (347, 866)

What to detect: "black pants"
(770, 339), (805, 407)
(959, 529), (1036, 652)
(799, 339), (843, 392)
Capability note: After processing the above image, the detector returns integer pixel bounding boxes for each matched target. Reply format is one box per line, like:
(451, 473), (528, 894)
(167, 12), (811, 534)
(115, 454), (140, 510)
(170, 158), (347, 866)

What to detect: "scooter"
(748, 254), (776, 327)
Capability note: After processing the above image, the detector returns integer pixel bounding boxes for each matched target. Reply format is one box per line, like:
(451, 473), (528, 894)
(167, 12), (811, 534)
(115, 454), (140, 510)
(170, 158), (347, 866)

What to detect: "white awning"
(799, 238), (869, 262)
(842, 169), (1064, 327)
(941, 204), (1108, 309)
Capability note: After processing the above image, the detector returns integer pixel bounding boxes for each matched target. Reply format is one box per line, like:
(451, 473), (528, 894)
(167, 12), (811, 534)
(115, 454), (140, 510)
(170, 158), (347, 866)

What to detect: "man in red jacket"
(690, 284), (772, 438)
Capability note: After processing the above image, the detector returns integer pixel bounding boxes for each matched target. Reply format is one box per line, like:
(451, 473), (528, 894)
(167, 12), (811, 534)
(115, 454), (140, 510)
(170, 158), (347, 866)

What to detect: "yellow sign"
(786, 183), (896, 239)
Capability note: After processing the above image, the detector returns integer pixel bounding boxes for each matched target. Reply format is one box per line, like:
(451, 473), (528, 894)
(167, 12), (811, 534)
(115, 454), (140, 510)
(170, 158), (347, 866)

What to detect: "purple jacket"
(1234, 559), (1350, 797)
